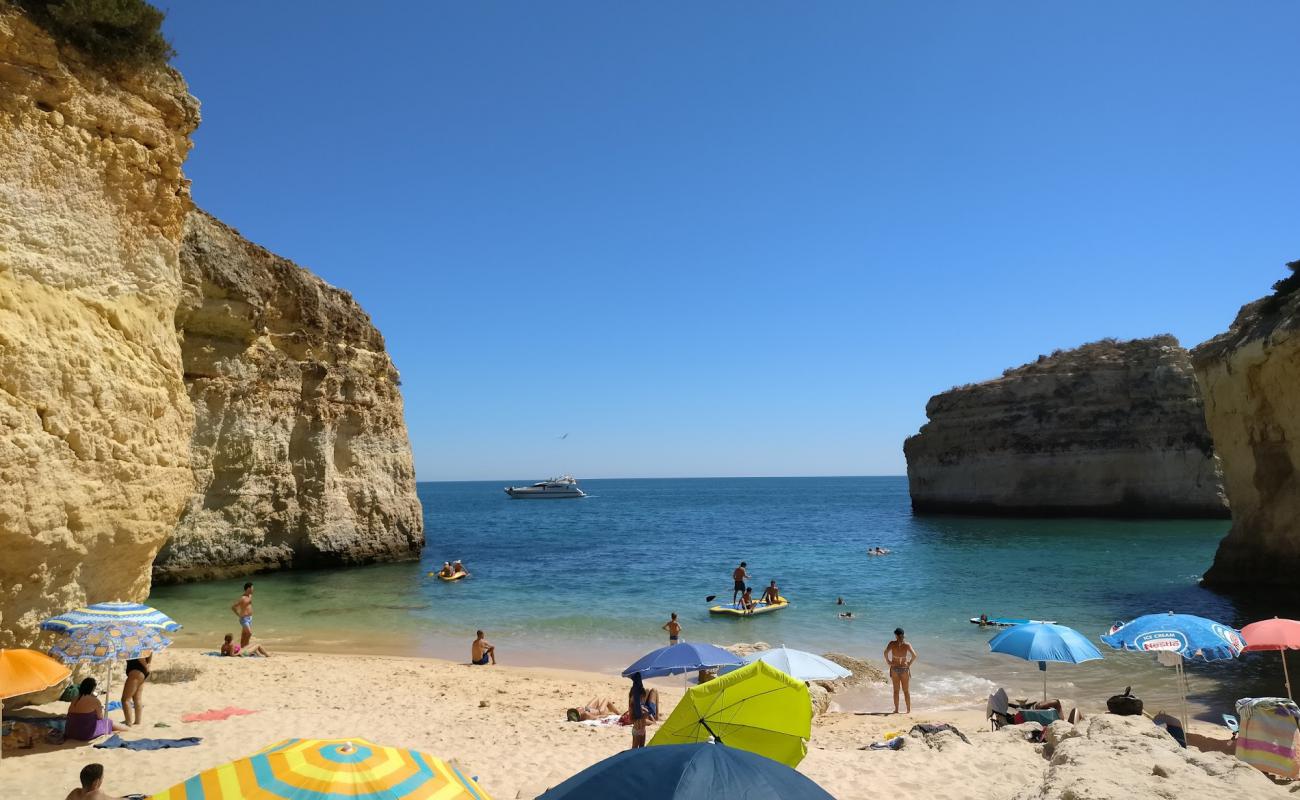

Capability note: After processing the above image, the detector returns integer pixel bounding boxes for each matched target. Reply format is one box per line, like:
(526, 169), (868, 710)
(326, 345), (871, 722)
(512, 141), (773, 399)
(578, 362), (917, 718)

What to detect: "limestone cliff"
(152, 211), (423, 582)
(904, 336), (1228, 518)
(1194, 263), (1300, 587)
(0, 8), (199, 646)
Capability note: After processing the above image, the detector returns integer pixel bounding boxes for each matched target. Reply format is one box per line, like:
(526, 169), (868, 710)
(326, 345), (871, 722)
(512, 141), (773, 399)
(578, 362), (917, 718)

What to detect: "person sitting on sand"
(471, 630), (496, 665)
(567, 697), (622, 721)
(65, 678), (126, 741)
(221, 633), (270, 657)
(884, 627), (917, 714)
(438, 561), (454, 577)
(740, 587), (756, 613)
(65, 763), (123, 800)
(761, 580), (780, 605)
(663, 613), (681, 644)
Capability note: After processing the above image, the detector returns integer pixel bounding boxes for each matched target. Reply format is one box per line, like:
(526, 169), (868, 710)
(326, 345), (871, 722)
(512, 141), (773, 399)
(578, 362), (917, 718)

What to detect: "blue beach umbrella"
(42, 601), (182, 633)
(988, 622), (1103, 701)
(719, 646), (851, 682)
(622, 642), (741, 679)
(537, 743), (836, 800)
(1101, 612), (1245, 733)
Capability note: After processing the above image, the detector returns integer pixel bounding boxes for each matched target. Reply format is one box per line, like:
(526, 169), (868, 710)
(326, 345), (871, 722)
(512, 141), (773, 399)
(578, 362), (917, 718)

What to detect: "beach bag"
(1107, 686), (1143, 716)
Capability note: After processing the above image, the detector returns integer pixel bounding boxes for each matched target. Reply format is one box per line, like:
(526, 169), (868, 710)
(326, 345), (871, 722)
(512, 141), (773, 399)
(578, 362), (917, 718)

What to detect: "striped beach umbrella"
(48, 622), (172, 666)
(41, 601), (182, 633)
(149, 738), (493, 799)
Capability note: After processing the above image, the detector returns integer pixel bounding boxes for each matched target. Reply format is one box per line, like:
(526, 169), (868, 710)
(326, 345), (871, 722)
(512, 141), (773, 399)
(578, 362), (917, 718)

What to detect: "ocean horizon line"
(416, 473), (909, 484)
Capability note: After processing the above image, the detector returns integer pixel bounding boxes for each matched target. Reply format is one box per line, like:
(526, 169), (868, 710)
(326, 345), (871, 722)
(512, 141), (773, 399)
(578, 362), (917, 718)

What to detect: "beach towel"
(1236, 697), (1300, 778)
(181, 707), (258, 723)
(577, 714), (622, 728)
(910, 723), (971, 744)
(94, 734), (202, 751)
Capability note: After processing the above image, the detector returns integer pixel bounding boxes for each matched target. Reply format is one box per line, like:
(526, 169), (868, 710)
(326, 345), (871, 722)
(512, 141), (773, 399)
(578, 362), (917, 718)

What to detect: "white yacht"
(504, 475), (586, 499)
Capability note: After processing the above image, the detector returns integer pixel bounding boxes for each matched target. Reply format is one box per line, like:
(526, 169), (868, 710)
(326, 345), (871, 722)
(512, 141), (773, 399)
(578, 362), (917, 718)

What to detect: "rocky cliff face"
(1194, 266), (1300, 586)
(0, 9), (199, 646)
(151, 211), (423, 582)
(904, 336), (1228, 518)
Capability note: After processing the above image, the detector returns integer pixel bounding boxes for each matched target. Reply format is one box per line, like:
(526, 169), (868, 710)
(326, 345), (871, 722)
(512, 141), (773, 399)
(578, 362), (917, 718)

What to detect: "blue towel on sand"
(107, 700), (122, 712)
(95, 734), (202, 750)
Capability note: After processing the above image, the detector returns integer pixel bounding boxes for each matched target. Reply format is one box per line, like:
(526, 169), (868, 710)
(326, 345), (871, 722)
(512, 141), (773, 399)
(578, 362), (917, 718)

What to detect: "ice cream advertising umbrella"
(149, 738), (493, 799)
(41, 601), (182, 633)
(1241, 617), (1300, 699)
(649, 660), (811, 768)
(537, 743), (836, 800)
(988, 622), (1103, 702)
(1101, 612), (1245, 732)
(0, 648), (71, 762)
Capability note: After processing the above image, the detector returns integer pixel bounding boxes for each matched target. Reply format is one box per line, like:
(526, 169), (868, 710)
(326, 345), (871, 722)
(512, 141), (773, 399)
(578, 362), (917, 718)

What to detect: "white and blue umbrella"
(1101, 612), (1245, 732)
(989, 622), (1103, 701)
(719, 647), (851, 682)
(41, 601), (181, 633)
(623, 642), (741, 679)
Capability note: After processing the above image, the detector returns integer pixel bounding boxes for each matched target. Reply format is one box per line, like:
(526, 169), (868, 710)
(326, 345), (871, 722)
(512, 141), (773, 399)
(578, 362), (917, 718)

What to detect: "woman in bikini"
(121, 654), (151, 726)
(884, 627), (917, 714)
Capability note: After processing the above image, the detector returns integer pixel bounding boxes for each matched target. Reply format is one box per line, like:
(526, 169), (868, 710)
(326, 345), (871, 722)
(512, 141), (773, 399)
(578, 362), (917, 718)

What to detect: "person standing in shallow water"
(884, 627), (917, 714)
(662, 613), (681, 644)
(231, 582), (254, 649)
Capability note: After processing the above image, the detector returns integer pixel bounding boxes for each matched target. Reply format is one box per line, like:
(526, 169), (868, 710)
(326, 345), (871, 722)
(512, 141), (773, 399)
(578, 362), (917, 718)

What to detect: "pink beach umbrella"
(1241, 617), (1300, 700)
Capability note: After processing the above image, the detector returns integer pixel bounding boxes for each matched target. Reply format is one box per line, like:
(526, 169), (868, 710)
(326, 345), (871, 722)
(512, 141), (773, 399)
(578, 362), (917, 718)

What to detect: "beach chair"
(1222, 713), (1239, 739)
(1235, 697), (1300, 779)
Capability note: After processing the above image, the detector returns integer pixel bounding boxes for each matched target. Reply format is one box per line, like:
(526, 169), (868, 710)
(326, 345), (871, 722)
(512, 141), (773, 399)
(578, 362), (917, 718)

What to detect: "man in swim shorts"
(663, 613), (681, 644)
(761, 580), (780, 605)
(231, 582), (254, 648)
(740, 587), (756, 614)
(471, 630), (496, 665)
(884, 627), (917, 714)
(732, 562), (751, 604)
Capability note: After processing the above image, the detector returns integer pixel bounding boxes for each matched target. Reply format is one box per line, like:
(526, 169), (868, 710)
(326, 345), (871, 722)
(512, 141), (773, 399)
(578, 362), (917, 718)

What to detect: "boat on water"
(710, 597), (789, 617)
(969, 616), (1057, 628)
(504, 475), (587, 499)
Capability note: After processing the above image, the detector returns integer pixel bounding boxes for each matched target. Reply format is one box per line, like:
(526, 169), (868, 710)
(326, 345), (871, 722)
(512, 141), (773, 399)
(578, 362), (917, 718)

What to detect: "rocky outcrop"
(0, 9), (200, 646)
(1194, 264), (1300, 587)
(905, 336), (1228, 518)
(151, 211), (422, 582)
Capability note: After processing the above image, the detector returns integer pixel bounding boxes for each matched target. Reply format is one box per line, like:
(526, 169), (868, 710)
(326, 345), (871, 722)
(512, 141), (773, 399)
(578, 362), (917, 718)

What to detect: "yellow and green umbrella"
(649, 660), (811, 768)
(149, 737), (493, 799)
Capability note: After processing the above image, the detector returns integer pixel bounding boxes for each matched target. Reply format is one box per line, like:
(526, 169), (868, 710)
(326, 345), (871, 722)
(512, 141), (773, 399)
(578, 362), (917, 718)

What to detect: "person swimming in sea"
(884, 627), (917, 714)
(452, 560), (469, 576)
(838, 611), (854, 619)
(437, 561), (454, 578)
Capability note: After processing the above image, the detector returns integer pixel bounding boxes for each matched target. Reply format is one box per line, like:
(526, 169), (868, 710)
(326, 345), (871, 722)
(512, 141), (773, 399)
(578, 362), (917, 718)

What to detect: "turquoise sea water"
(152, 477), (1288, 717)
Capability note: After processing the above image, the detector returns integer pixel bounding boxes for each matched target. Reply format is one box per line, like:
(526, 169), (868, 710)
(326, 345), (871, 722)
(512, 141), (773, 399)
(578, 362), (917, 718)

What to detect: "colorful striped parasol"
(41, 601), (182, 633)
(48, 622), (172, 666)
(148, 738), (493, 799)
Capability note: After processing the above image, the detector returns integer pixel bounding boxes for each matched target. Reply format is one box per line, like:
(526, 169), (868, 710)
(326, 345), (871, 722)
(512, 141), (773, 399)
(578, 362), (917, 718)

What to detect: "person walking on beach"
(732, 562), (751, 604)
(471, 630), (496, 665)
(231, 582), (254, 648)
(663, 613), (681, 644)
(884, 627), (917, 714)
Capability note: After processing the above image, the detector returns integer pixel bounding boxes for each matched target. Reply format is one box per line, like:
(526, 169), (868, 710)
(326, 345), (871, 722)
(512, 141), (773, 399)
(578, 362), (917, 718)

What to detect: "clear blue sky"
(162, 2), (1298, 481)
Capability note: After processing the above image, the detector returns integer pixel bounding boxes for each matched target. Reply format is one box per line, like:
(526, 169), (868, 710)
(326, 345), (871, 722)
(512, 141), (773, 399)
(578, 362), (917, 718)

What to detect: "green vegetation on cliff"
(13, 0), (173, 66)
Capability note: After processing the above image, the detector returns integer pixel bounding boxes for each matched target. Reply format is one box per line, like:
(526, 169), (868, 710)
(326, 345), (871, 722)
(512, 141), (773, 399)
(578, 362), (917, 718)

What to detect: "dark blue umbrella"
(537, 743), (837, 800)
(622, 642), (741, 679)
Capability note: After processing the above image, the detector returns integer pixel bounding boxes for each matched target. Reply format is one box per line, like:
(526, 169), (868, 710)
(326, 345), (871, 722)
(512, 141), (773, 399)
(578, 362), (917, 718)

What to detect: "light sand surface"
(1, 649), (1286, 799)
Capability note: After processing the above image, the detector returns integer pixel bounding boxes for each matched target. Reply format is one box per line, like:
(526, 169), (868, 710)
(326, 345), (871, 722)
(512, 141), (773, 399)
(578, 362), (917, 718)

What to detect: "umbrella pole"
(1284, 651), (1293, 701)
(1043, 666), (1048, 704)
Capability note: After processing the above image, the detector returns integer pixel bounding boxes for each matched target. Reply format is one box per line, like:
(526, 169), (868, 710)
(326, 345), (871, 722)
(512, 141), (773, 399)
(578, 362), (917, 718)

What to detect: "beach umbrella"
(988, 622), (1103, 702)
(719, 646), (851, 682)
(622, 642), (741, 679)
(537, 742), (835, 800)
(1241, 617), (1300, 700)
(148, 737), (493, 799)
(41, 601), (182, 633)
(0, 648), (71, 762)
(48, 622), (172, 710)
(650, 660), (811, 768)
(1101, 612), (1245, 732)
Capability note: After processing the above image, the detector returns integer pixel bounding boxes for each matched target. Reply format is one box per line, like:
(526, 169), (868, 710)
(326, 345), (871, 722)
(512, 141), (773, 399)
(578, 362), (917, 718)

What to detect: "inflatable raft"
(438, 571), (469, 582)
(710, 597), (789, 616)
(969, 616), (1055, 627)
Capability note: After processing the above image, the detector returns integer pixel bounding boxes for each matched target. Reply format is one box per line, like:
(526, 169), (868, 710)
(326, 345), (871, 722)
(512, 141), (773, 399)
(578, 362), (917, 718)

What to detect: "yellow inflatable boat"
(437, 571), (468, 581)
(709, 596), (788, 616)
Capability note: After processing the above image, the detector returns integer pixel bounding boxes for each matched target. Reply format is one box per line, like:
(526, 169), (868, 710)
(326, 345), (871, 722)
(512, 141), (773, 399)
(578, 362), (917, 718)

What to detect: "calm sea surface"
(152, 477), (1290, 718)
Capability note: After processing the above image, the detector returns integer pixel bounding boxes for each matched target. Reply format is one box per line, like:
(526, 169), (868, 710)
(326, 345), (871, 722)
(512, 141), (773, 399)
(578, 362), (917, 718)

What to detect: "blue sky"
(163, 2), (1299, 480)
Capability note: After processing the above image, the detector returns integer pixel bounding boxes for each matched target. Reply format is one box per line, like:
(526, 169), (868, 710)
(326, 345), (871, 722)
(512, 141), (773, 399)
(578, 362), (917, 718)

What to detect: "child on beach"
(662, 613), (681, 643)
(221, 633), (270, 657)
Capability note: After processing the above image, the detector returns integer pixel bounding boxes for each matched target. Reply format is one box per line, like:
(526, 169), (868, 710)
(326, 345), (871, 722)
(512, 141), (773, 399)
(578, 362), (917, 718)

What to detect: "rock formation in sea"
(1194, 262), (1300, 587)
(904, 336), (1228, 518)
(0, 9), (200, 646)
(152, 211), (423, 582)
(0, 7), (422, 646)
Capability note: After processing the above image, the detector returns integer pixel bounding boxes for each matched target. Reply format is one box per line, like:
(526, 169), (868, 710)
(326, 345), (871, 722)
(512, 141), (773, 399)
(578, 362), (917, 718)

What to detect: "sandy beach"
(2, 647), (1287, 799)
